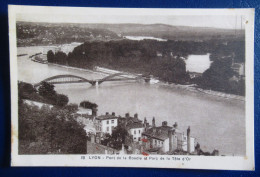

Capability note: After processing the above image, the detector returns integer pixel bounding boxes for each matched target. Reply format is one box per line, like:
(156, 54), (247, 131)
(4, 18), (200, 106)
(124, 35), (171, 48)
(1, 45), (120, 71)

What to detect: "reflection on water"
(17, 47), (245, 156)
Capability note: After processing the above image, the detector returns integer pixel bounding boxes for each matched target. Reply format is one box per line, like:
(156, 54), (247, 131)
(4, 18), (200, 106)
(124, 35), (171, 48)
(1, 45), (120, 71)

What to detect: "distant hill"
(16, 22), (245, 46)
(79, 23), (245, 41)
(16, 22), (121, 46)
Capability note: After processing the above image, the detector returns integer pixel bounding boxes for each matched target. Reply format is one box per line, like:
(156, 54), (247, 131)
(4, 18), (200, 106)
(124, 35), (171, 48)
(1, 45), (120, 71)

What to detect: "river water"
(17, 46), (245, 156)
(185, 53), (212, 73)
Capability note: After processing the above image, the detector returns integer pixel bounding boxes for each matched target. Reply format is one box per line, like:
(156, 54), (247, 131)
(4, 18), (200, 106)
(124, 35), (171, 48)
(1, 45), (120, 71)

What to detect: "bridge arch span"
(98, 72), (141, 83)
(34, 74), (95, 87)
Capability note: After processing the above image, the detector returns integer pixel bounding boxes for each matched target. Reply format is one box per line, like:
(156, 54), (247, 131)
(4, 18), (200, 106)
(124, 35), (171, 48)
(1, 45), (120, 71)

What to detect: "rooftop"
(142, 125), (182, 141)
(96, 112), (119, 120)
(126, 122), (144, 130)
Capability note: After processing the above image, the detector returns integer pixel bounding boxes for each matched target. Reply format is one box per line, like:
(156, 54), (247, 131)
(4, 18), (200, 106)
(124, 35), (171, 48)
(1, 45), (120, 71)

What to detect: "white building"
(94, 112), (118, 135)
(119, 113), (145, 142)
(127, 123), (144, 142)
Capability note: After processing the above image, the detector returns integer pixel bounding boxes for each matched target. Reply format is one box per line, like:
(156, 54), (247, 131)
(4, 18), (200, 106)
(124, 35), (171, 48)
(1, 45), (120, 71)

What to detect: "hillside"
(16, 22), (245, 47)
(16, 22), (121, 46)
(81, 23), (245, 41)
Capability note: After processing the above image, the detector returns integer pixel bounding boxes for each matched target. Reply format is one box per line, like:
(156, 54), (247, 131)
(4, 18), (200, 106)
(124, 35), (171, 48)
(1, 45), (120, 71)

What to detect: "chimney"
(173, 122), (178, 129)
(168, 130), (173, 152)
(106, 112), (109, 115)
(162, 121), (167, 126)
(125, 113), (130, 118)
(187, 126), (191, 153)
(144, 117), (147, 124)
(134, 113), (138, 118)
(152, 117), (155, 127)
(112, 112), (115, 116)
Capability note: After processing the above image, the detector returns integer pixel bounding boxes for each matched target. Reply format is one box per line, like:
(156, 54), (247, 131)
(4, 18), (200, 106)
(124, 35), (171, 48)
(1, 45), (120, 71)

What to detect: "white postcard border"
(9, 5), (255, 170)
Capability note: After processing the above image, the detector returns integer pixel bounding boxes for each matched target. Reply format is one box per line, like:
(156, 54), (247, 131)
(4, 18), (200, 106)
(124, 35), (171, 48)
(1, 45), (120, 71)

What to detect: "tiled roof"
(96, 114), (118, 120)
(126, 122), (143, 129)
(142, 126), (176, 141)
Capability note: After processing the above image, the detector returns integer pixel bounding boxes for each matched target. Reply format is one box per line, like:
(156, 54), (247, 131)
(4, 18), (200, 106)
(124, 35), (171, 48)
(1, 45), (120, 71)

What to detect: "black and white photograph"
(9, 6), (254, 170)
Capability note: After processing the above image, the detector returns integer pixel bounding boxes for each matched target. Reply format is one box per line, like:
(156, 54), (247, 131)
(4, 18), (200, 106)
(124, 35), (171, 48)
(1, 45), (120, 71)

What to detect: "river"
(17, 46), (245, 156)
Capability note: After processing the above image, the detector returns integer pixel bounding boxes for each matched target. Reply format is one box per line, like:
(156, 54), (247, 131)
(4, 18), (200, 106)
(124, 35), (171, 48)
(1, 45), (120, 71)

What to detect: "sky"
(16, 9), (246, 29)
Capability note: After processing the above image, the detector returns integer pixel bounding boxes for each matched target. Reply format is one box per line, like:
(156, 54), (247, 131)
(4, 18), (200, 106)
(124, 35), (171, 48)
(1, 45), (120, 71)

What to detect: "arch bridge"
(34, 73), (143, 87)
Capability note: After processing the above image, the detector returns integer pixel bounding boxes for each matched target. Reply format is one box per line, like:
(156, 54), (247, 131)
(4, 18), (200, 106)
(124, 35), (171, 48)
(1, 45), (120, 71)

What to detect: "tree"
(200, 56), (235, 91)
(64, 103), (78, 113)
(54, 51), (68, 65)
(80, 100), (98, 110)
(106, 125), (129, 150)
(18, 101), (87, 154)
(38, 82), (57, 104)
(56, 94), (69, 107)
(47, 50), (55, 63)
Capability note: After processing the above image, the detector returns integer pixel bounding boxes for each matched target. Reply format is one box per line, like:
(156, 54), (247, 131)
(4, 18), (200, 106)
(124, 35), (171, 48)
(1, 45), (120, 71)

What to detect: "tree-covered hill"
(16, 22), (121, 46)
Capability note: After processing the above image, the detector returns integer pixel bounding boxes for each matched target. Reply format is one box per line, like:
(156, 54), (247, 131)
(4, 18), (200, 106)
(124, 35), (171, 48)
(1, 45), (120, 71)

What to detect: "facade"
(118, 113), (145, 142)
(142, 120), (195, 154)
(94, 112), (118, 135)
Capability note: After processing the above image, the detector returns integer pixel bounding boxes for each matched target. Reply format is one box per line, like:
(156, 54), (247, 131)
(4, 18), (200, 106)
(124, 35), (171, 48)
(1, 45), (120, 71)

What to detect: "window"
(111, 120), (114, 123)
(134, 137), (137, 140)
(107, 127), (109, 132)
(138, 137), (141, 141)
(139, 130), (141, 134)
(112, 126), (114, 130)
(134, 130), (136, 134)
(107, 120), (109, 124)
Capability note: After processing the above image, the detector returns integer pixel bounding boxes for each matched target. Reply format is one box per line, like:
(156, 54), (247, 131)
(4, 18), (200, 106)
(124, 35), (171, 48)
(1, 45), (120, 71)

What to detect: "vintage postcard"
(9, 5), (255, 170)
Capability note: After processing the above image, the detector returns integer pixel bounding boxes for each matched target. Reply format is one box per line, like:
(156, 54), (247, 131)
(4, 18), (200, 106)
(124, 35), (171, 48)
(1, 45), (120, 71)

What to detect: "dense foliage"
(79, 100), (98, 109)
(47, 38), (245, 95)
(101, 125), (129, 150)
(19, 102), (87, 154)
(195, 56), (245, 95)
(18, 81), (87, 154)
(19, 81), (69, 107)
(16, 22), (120, 46)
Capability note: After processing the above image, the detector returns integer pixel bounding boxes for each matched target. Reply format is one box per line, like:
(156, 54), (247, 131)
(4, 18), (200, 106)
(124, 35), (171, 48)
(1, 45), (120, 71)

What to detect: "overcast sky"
(17, 12), (245, 29)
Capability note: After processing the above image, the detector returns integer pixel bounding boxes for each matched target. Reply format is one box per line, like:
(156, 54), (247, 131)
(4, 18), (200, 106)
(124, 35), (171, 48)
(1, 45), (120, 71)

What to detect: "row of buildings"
(75, 109), (196, 155)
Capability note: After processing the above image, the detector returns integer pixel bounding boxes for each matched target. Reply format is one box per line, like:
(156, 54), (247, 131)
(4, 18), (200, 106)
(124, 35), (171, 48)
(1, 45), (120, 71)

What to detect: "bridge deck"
(34, 73), (143, 87)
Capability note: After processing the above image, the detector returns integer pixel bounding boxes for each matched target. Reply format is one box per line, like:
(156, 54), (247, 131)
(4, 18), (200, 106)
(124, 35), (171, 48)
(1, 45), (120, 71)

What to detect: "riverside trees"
(47, 38), (245, 95)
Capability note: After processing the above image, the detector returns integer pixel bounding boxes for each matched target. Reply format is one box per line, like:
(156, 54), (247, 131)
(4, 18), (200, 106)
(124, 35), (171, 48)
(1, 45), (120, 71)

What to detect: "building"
(142, 120), (195, 154)
(120, 113), (145, 142)
(94, 112), (118, 135)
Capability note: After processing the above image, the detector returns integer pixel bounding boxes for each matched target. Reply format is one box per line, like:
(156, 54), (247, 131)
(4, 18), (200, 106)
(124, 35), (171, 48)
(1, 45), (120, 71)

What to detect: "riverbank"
(48, 62), (245, 101)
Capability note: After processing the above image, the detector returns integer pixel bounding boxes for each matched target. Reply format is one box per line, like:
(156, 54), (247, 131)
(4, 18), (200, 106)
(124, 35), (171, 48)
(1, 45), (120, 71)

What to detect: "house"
(142, 120), (195, 154)
(125, 113), (144, 142)
(118, 113), (145, 142)
(94, 112), (118, 135)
